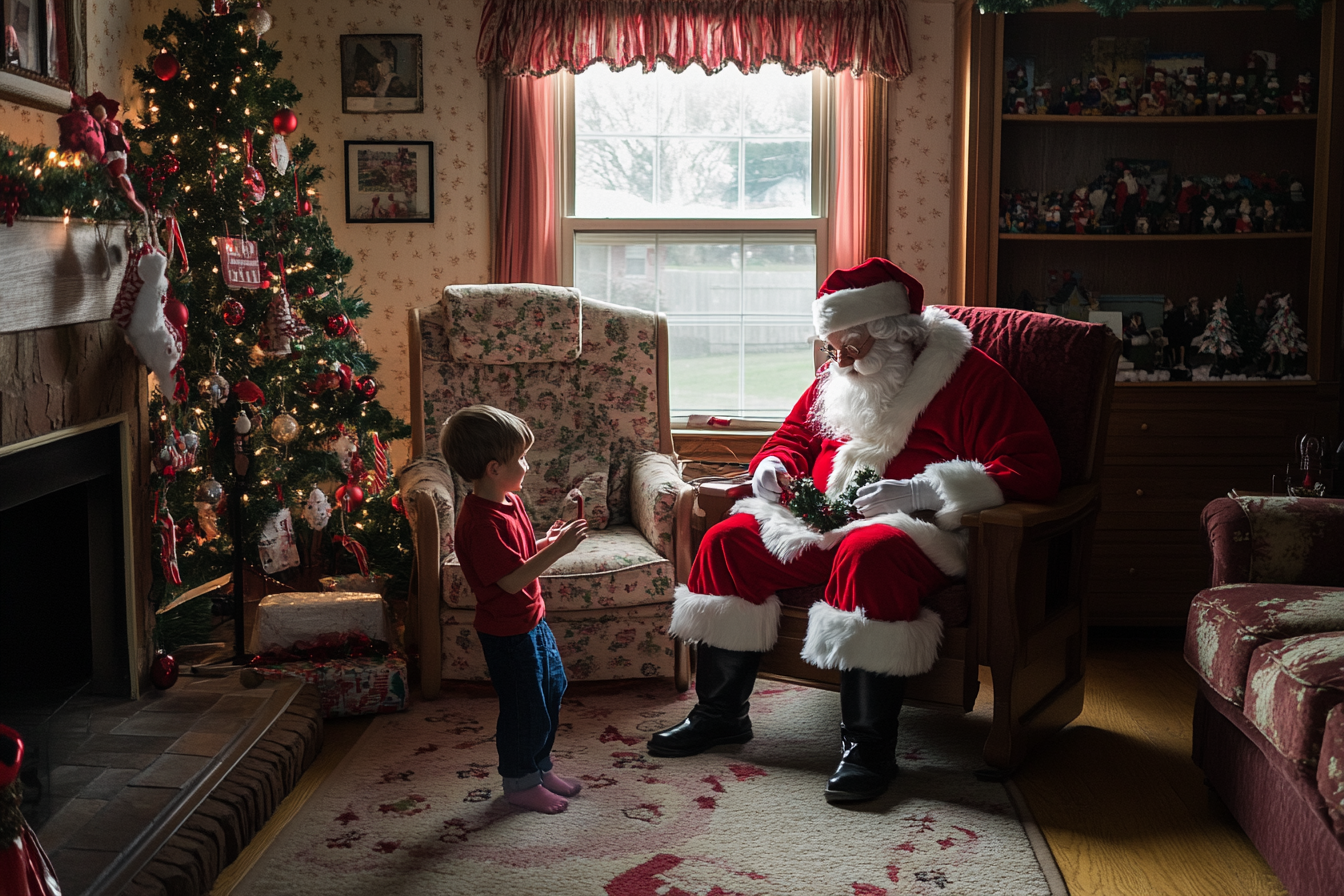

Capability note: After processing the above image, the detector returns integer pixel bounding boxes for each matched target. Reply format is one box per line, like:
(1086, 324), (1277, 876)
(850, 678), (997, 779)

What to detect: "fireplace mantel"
(0, 217), (130, 334)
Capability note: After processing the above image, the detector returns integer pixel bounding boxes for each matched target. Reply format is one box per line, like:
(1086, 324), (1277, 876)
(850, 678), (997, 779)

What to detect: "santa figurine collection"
(649, 258), (1061, 804)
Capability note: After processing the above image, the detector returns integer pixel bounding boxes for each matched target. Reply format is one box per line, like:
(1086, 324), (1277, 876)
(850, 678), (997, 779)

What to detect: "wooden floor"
(211, 629), (1286, 896)
(1014, 627), (1287, 896)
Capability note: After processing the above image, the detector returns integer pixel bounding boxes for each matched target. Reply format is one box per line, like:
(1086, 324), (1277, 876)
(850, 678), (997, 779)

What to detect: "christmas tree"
(1262, 291), (1309, 376)
(123, 7), (411, 649)
(1196, 297), (1242, 377)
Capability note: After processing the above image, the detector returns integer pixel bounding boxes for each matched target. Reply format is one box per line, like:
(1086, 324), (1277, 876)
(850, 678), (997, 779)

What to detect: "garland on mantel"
(978, 0), (1317, 18)
(0, 134), (127, 225)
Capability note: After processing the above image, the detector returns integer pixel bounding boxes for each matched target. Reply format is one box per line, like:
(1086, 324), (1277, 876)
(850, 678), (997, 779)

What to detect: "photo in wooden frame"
(344, 140), (434, 223)
(339, 34), (423, 114)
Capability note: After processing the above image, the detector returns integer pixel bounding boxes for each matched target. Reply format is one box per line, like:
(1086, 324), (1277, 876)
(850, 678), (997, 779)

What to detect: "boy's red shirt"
(454, 492), (544, 636)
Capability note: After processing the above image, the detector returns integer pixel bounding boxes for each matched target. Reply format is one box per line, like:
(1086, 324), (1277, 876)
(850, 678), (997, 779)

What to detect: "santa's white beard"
(812, 338), (916, 441)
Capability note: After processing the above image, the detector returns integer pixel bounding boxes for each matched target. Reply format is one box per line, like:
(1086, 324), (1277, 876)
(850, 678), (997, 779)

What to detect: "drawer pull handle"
(1140, 423), (1149, 431)
(1128, 568), (1136, 575)
(1136, 488), (1144, 497)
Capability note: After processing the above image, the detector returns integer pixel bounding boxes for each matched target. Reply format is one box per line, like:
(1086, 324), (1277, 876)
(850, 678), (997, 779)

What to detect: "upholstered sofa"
(1185, 495), (1344, 896)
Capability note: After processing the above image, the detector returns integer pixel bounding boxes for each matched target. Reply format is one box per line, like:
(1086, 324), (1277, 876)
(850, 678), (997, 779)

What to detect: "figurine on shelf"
(1200, 203), (1223, 234)
(1258, 71), (1281, 114)
(1003, 63), (1029, 114)
(1205, 70), (1222, 116)
(1216, 72), (1234, 115)
(1070, 185), (1093, 233)
(1285, 179), (1311, 231)
(1295, 70), (1314, 113)
(1113, 74), (1136, 116)
(1134, 214), (1151, 234)
(1148, 69), (1170, 108)
(1043, 191), (1064, 232)
(1162, 297), (1187, 368)
(1256, 197), (1279, 233)
(1230, 75), (1249, 115)
(1033, 80), (1052, 115)
(1180, 72), (1203, 116)
(1114, 168), (1146, 234)
(1182, 295), (1207, 360)
(1082, 75), (1104, 115)
(1285, 70), (1312, 113)
(86, 91), (145, 215)
(1176, 177), (1201, 233)
(1123, 311), (1155, 367)
(1063, 76), (1084, 115)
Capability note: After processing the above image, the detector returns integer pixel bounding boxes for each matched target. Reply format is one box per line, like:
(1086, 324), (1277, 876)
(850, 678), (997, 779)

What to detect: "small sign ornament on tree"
(785, 467), (881, 532)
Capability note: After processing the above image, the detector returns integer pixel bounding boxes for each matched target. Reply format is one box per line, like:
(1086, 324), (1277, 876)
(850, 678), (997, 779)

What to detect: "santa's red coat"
(670, 308), (1060, 676)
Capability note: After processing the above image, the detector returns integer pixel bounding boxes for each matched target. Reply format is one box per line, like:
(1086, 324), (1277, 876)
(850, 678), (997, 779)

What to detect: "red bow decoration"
(331, 534), (370, 576)
(232, 378), (267, 405)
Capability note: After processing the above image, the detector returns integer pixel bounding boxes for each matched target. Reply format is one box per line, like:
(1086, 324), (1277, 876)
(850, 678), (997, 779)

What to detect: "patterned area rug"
(232, 680), (1067, 896)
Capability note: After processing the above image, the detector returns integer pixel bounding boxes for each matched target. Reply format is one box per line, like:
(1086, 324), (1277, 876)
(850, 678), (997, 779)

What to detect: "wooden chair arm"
(962, 483), (1101, 531)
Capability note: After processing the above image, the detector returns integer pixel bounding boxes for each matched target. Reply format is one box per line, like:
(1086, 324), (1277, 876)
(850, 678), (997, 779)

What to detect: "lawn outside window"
(559, 62), (831, 425)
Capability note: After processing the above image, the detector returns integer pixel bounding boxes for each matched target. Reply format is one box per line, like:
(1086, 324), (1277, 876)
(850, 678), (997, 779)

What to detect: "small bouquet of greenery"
(784, 467), (881, 532)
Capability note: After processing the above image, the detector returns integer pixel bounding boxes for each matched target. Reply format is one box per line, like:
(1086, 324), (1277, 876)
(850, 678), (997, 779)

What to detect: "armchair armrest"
(629, 451), (695, 581)
(397, 454), (456, 700)
(965, 482), (1101, 530)
(1205, 495), (1344, 587)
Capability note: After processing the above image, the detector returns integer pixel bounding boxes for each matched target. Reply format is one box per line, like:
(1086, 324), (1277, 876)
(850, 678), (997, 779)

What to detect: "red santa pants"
(689, 513), (949, 622)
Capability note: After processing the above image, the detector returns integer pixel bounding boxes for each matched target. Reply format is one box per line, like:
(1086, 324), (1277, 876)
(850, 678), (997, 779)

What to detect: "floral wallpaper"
(888, 0), (956, 307)
(9, 0), (959, 460)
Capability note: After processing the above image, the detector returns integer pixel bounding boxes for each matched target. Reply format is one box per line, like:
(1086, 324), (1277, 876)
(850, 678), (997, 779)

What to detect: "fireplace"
(0, 418), (139, 827)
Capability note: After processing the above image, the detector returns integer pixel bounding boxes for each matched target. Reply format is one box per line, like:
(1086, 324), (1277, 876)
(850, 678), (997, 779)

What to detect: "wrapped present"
(252, 654), (408, 717)
(248, 591), (389, 653)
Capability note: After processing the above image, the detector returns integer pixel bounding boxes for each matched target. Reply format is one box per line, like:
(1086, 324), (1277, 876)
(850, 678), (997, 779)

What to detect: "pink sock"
(506, 784), (568, 814)
(542, 770), (582, 797)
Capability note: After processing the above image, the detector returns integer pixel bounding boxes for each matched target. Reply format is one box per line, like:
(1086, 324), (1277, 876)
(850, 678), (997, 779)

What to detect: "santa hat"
(0, 724), (22, 788)
(812, 257), (924, 337)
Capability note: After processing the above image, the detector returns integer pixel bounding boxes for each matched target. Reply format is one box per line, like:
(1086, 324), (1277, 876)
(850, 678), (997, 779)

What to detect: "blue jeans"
(478, 622), (567, 793)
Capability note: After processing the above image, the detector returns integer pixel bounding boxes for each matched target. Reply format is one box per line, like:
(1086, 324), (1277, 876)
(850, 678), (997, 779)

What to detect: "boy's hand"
(541, 519), (566, 547)
(552, 518), (589, 555)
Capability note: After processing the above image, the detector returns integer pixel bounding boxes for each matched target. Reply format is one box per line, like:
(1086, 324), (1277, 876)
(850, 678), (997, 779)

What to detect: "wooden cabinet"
(956, 2), (1344, 624)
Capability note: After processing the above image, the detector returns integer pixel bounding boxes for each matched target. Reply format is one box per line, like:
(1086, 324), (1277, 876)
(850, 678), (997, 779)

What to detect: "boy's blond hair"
(440, 405), (535, 481)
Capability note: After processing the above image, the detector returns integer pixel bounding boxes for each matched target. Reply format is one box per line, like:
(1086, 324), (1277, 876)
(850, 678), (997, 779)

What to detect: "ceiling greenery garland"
(977, 0), (1317, 18)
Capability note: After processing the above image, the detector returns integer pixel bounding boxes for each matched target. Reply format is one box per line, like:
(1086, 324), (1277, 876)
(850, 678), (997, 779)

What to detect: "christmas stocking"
(112, 244), (184, 401)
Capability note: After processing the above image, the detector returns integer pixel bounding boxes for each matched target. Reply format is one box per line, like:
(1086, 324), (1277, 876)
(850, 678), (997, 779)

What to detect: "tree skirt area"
(231, 680), (1066, 896)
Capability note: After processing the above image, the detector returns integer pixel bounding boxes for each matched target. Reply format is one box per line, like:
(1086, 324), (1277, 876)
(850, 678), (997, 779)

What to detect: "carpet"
(231, 680), (1067, 896)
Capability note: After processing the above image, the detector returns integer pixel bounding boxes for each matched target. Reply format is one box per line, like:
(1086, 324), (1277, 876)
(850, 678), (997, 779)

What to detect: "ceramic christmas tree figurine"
(1262, 292), (1308, 375)
(1198, 298), (1243, 375)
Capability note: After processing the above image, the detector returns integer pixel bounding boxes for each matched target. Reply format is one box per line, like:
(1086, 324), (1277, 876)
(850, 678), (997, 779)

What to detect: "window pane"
(656, 65), (740, 136)
(573, 62), (812, 218)
(744, 140), (810, 212)
(573, 232), (816, 417)
(574, 137), (655, 216)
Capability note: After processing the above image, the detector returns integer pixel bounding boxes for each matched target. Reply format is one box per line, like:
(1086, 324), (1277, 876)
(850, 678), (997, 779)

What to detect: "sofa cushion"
(1232, 496), (1344, 586)
(444, 524), (673, 613)
(443, 283), (582, 364)
(1244, 632), (1344, 776)
(1185, 583), (1344, 706)
(1320, 704), (1344, 840)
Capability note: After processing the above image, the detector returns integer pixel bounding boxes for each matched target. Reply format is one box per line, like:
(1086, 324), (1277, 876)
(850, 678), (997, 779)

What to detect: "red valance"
(475, 0), (912, 81)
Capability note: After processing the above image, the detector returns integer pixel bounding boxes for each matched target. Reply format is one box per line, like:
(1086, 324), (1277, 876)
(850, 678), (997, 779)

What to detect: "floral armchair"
(399, 284), (693, 698)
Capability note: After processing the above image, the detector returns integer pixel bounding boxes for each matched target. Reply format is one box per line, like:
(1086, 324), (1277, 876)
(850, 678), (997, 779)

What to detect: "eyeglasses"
(821, 333), (876, 365)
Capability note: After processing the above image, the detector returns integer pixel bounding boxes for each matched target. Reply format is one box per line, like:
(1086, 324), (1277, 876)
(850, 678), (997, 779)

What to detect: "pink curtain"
(493, 74), (558, 285)
(476, 0), (912, 81)
(829, 72), (889, 273)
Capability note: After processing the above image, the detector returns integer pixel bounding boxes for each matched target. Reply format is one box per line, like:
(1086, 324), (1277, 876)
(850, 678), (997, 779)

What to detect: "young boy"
(441, 405), (589, 814)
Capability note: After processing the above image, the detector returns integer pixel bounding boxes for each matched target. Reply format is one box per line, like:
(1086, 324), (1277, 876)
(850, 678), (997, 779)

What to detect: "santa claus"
(649, 258), (1061, 804)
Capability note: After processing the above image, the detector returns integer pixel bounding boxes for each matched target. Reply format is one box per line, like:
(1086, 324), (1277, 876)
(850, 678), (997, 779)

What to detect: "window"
(562, 63), (830, 421)
(1, 0), (81, 112)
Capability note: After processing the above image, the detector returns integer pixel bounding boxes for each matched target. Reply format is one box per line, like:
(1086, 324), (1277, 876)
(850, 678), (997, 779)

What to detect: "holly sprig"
(785, 467), (881, 532)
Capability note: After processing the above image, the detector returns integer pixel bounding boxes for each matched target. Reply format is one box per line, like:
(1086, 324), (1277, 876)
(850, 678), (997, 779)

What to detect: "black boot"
(648, 644), (762, 757)
(825, 668), (907, 804)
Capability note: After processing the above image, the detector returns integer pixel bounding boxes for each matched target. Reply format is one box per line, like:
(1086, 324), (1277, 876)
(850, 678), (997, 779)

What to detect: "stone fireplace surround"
(1, 219), (324, 896)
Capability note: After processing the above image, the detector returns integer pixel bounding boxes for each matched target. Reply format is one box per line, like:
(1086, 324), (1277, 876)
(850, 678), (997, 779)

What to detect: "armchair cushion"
(444, 525), (673, 613)
(1220, 496), (1344, 586)
(443, 283), (582, 364)
(629, 452), (687, 561)
(532, 453), (610, 529)
(1245, 631), (1344, 778)
(1320, 705), (1344, 838)
(1185, 583), (1344, 706)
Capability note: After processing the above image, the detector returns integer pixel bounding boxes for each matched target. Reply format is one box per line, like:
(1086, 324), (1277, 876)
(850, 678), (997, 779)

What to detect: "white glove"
(751, 456), (789, 504)
(854, 476), (945, 518)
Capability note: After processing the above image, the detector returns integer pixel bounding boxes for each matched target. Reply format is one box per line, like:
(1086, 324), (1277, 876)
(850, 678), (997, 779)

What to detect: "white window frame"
(556, 67), (833, 425)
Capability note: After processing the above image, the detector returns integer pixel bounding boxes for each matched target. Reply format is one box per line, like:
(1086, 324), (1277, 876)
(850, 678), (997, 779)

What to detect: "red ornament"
(164, 296), (189, 330)
(325, 313), (351, 337)
(335, 482), (364, 512)
(354, 375), (378, 401)
(159, 151), (180, 175)
(336, 362), (354, 391)
(153, 49), (180, 81)
(297, 198), (312, 216)
(151, 650), (179, 689)
(222, 299), (246, 326)
(271, 108), (298, 135)
(390, 493), (407, 517)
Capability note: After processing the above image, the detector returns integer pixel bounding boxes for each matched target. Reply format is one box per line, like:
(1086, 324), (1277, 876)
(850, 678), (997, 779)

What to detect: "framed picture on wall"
(344, 140), (435, 223)
(339, 33), (423, 113)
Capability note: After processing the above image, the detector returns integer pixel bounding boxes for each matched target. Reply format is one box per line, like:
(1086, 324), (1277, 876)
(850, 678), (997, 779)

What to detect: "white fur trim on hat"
(813, 279), (910, 337)
(668, 585), (781, 652)
(801, 603), (944, 676)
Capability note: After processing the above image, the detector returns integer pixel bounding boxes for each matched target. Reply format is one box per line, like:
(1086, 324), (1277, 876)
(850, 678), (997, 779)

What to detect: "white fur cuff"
(923, 459), (1004, 530)
(801, 603), (943, 676)
(668, 585), (781, 652)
